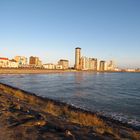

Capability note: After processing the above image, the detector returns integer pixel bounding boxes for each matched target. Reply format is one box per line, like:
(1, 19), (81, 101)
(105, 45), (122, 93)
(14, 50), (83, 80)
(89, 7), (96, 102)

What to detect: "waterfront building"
(0, 57), (9, 68)
(126, 69), (136, 72)
(80, 57), (98, 70)
(99, 61), (107, 71)
(0, 57), (19, 68)
(97, 60), (100, 71)
(80, 56), (89, 70)
(89, 58), (97, 70)
(75, 47), (81, 70)
(74, 48), (100, 71)
(58, 59), (69, 69)
(29, 56), (42, 67)
(107, 60), (115, 71)
(55, 64), (63, 70)
(14, 56), (27, 67)
(43, 63), (55, 69)
(8, 59), (18, 68)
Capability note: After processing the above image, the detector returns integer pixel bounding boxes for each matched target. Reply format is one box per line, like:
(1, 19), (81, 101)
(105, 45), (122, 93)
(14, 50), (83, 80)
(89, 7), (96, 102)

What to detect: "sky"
(0, 0), (140, 68)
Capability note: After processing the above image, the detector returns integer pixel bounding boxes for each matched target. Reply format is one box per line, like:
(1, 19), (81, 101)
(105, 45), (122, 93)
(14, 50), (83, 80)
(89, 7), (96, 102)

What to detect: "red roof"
(0, 57), (9, 60)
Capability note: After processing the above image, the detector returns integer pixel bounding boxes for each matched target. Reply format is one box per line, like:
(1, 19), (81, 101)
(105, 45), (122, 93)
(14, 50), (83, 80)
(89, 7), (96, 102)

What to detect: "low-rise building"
(43, 63), (55, 69)
(0, 58), (18, 68)
(29, 56), (42, 67)
(0, 57), (9, 68)
(8, 59), (18, 68)
(58, 59), (69, 69)
(55, 64), (63, 70)
(14, 56), (27, 67)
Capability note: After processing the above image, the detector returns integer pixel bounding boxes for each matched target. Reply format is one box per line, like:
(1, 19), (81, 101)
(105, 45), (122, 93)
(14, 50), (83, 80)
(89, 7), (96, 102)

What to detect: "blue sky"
(0, 0), (140, 68)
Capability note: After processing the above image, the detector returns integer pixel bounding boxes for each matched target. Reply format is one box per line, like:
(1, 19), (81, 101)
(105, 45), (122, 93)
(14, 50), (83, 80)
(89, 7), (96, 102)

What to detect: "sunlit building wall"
(75, 47), (81, 70)
(0, 58), (19, 68)
(97, 60), (100, 71)
(58, 59), (69, 69)
(89, 58), (97, 70)
(14, 56), (27, 67)
(80, 56), (89, 70)
(55, 64), (63, 70)
(8, 60), (18, 68)
(0, 57), (9, 68)
(99, 61), (106, 71)
(107, 60), (115, 71)
(43, 63), (55, 69)
(29, 56), (42, 67)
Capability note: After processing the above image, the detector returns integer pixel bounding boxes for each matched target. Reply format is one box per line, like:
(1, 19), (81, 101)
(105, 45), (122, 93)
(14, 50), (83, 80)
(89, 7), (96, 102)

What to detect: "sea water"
(0, 72), (140, 128)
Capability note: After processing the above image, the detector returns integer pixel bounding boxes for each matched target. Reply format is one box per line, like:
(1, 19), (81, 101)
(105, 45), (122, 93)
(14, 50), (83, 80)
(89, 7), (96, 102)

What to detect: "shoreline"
(0, 82), (140, 139)
(0, 68), (140, 74)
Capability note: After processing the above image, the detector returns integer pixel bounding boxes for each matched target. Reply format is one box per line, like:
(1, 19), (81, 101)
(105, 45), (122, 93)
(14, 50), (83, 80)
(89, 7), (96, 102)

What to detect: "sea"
(0, 72), (140, 128)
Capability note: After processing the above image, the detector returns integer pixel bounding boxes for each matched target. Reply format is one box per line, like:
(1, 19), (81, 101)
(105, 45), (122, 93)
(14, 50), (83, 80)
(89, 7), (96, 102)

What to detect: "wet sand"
(0, 83), (140, 140)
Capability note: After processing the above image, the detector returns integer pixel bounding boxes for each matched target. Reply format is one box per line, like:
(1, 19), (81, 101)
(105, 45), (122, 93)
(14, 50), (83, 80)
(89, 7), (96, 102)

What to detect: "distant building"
(75, 47), (81, 70)
(8, 59), (18, 68)
(75, 48), (99, 71)
(43, 63), (55, 69)
(0, 57), (9, 68)
(80, 57), (97, 70)
(114, 68), (121, 71)
(89, 58), (97, 70)
(126, 69), (136, 72)
(99, 61), (107, 71)
(107, 60), (115, 71)
(55, 64), (63, 70)
(14, 56), (27, 67)
(80, 56), (89, 70)
(58, 59), (69, 69)
(97, 60), (100, 71)
(29, 56), (42, 67)
(0, 57), (18, 68)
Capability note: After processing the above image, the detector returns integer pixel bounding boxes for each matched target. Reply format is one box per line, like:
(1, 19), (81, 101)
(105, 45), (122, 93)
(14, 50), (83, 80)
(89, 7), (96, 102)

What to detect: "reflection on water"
(0, 72), (140, 126)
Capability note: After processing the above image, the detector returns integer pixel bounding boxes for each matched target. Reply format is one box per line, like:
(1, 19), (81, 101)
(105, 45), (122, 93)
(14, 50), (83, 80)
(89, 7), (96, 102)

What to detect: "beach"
(0, 68), (73, 74)
(0, 68), (139, 75)
(0, 83), (140, 140)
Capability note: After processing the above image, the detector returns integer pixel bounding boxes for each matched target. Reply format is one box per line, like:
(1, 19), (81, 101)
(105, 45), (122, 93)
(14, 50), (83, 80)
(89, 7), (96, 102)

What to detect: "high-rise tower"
(75, 47), (81, 70)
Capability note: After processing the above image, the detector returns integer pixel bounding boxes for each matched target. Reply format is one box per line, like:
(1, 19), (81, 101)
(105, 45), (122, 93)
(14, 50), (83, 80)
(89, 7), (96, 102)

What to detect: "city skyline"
(0, 0), (140, 68)
(0, 47), (120, 71)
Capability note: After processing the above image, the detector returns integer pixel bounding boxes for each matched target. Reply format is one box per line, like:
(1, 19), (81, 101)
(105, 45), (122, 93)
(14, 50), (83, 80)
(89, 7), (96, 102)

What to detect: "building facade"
(0, 57), (18, 68)
(89, 58), (97, 70)
(0, 57), (9, 68)
(8, 60), (18, 68)
(107, 60), (115, 71)
(14, 56), (27, 67)
(43, 63), (55, 69)
(29, 56), (42, 67)
(80, 57), (98, 70)
(58, 59), (69, 69)
(99, 61), (108, 71)
(80, 56), (89, 70)
(55, 64), (63, 70)
(75, 47), (81, 70)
